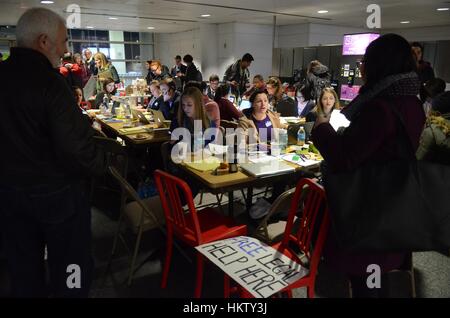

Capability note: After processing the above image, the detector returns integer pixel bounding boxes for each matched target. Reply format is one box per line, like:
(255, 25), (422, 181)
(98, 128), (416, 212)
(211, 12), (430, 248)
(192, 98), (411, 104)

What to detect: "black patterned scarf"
(341, 72), (421, 121)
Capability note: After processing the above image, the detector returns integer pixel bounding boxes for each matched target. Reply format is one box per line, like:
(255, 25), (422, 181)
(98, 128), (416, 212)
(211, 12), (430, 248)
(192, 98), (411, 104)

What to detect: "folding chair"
(106, 166), (190, 286)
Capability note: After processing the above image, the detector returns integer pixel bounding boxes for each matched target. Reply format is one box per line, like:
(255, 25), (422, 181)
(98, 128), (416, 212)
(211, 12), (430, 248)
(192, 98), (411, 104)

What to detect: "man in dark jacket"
(182, 54), (202, 84)
(223, 53), (254, 99)
(170, 55), (187, 77)
(0, 8), (107, 297)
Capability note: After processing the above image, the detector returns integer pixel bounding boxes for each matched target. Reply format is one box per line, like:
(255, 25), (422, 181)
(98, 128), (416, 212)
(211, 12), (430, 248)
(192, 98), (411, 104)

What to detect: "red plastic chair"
(224, 178), (330, 298)
(154, 169), (247, 298)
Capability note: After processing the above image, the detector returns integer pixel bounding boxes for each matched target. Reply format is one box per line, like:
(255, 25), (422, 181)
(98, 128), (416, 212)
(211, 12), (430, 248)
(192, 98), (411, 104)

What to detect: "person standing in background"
(223, 53), (254, 100)
(83, 48), (97, 76)
(411, 42), (435, 85)
(0, 7), (107, 297)
(170, 55), (187, 77)
(73, 52), (91, 87)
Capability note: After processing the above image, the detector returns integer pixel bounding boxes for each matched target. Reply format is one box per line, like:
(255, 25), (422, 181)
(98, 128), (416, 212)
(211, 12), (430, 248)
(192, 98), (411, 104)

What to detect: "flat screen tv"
(340, 84), (361, 102)
(342, 33), (380, 56)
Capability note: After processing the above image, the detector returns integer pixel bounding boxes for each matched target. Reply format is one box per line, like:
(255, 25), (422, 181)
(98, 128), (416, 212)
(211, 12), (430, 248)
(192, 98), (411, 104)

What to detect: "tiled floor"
(1, 189), (449, 298)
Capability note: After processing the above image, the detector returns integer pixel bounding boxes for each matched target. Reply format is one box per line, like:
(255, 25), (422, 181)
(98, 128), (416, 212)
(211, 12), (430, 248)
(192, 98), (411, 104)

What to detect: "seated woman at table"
(170, 86), (217, 149)
(73, 86), (90, 111)
(94, 78), (120, 112)
(238, 89), (287, 145)
(147, 80), (164, 110)
(72, 86), (103, 134)
(304, 87), (340, 122)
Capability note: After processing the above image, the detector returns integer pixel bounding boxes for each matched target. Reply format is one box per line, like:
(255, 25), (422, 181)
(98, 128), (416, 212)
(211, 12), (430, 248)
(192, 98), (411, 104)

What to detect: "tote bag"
(323, 107), (450, 253)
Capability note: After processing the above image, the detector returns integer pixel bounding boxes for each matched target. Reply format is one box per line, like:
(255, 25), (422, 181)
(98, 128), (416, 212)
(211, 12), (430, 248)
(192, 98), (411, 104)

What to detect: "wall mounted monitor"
(340, 84), (361, 102)
(342, 33), (380, 56)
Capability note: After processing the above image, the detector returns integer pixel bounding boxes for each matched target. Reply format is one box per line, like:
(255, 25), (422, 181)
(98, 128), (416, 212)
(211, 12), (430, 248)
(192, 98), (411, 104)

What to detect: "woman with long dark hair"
(312, 34), (425, 297)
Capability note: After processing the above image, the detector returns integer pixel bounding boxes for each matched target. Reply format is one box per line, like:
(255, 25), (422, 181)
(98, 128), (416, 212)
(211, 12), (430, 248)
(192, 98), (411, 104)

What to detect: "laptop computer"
(149, 109), (169, 127)
(131, 109), (151, 125)
(239, 100), (251, 111)
(240, 160), (295, 177)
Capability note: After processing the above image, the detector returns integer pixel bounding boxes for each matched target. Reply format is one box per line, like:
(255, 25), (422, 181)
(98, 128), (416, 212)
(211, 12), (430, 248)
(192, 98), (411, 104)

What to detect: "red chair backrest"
(154, 169), (203, 244)
(279, 178), (330, 277)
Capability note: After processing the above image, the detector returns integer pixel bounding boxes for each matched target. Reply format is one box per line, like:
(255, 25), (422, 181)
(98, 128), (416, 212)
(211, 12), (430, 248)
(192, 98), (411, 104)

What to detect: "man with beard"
(0, 8), (107, 297)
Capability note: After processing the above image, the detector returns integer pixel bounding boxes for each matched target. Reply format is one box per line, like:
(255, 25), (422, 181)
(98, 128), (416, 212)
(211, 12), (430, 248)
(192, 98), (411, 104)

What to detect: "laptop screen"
(239, 100), (251, 111)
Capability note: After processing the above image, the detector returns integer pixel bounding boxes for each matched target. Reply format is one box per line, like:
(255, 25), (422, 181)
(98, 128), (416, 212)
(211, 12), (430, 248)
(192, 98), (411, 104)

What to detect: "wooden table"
(179, 159), (319, 217)
(95, 116), (171, 146)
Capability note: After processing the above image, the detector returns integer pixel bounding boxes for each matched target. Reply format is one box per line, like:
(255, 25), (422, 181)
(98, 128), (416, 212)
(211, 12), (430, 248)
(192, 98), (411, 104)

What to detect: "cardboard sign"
(195, 236), (308, 298)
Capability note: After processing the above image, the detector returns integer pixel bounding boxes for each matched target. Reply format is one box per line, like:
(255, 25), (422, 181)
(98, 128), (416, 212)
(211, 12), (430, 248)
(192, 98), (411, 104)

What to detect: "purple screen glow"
(340, 84), (361, 101)
(342, 33), (380, 55)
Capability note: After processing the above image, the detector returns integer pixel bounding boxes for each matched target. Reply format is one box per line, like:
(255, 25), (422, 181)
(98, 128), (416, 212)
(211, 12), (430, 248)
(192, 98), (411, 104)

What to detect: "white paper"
(281, 153), (320, 167)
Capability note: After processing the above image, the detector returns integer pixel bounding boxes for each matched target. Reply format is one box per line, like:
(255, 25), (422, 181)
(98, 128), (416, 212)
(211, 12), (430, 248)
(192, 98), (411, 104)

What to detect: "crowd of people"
(0, 7), (449, 299)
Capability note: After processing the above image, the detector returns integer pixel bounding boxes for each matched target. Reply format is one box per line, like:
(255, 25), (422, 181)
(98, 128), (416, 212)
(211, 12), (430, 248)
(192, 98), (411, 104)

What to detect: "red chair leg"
(160, 234), (173, 288)
(307, 284), (315, 298)
(224, 274), (230, 298)
(194, 252), (204, 298)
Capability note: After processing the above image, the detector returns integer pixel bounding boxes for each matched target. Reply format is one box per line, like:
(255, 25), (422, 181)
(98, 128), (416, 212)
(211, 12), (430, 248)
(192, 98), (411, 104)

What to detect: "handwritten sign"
(195, 236), (308, 298)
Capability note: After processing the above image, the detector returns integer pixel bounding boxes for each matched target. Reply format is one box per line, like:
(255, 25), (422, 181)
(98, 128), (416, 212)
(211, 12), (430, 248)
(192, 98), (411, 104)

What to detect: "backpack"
(312, 73), (331, 101)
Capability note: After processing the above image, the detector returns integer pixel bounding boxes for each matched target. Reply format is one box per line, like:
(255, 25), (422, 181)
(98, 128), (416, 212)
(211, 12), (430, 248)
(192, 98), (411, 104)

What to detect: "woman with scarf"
(311, 34), (425, 297)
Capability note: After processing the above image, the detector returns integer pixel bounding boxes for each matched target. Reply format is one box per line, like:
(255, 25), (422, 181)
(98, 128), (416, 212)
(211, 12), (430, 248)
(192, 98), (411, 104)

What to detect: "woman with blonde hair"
(94, 52), (120, 94)
(305, 87), (340, 122)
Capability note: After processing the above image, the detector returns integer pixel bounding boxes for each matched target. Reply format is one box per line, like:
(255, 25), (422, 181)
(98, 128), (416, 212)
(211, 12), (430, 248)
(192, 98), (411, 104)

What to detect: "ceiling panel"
(0, 0), (448, 33)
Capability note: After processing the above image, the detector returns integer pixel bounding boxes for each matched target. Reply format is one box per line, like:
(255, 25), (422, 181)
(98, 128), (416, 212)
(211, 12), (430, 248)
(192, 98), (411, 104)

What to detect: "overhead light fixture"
(437, 8), (449, 11)
(201, 14), (211, 17)
(86, 26), (94, 29)
(40, 1), (54, 4)
(400, 21), (410, 24)
(147, 26), (155, 30)
(108, 17), (118, 20)
(317, 10), (328, 14)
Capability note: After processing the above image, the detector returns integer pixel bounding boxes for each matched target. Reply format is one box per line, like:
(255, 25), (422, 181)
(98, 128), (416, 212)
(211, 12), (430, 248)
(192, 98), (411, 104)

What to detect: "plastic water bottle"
(279, 129), (288, 151)
(297, 126), (306, 146)
(193, 132), (204, 153)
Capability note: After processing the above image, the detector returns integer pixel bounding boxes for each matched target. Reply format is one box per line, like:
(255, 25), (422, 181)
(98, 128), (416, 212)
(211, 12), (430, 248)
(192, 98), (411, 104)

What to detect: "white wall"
(276, 23), (368, 48)
(382, 25), (450, 42)
(155, 22), (274, 81)
(217, 23), (236, 81)
(233, 23), (274, 79)
(308, 23), (369, 46)
(154, 29), (201, 71)
(277, 24), (309, 48)
(200, 23), (219, 80)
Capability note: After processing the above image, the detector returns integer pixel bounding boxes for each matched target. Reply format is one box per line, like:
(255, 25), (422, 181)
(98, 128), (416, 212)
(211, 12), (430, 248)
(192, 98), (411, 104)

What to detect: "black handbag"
(323, 106), (450, 253)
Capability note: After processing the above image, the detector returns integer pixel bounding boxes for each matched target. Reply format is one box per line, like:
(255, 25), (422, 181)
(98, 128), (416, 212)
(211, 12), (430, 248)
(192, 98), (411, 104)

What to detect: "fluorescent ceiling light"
(201, 14), (211, 17)
(437, 8), (449, 11)
(108, 17), (118, 20)
(147, 27), (155, 30)
(400, 21), (410, 24)
(40, 1), (54, 4)
(317, 10), (328, 14)
(86, 26), (94, 29)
